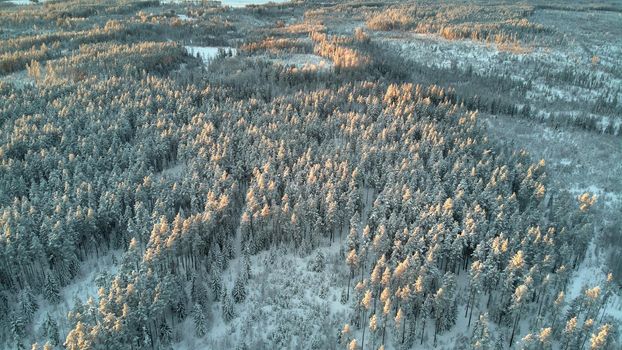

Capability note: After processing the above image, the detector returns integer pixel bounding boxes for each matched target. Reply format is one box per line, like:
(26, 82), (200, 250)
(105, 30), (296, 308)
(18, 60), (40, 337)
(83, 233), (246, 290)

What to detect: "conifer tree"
(192, 304), (207, 337)
(43, 274), (61, 304)
(222, 288), (235, 323)
(470, 313), (491, 350)
(42, 313), (59, 347)
(233, 275), (247, 303)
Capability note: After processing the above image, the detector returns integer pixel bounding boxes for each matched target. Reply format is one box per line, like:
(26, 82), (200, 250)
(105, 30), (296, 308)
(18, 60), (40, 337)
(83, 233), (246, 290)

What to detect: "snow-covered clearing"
(386, 32), (507, 76)
(0, 69), (34, 88)
(566, 239), (622, 342)
(177, 14), (194, 21)
(185, 46), (237, 65)
(3, 0), (44, 5)
(222, 0), (289, 7)
(31, 250), (120, 345)
(173, 242), (349, 349)
(157, 162), (187, 181)
(161, 0), (289, 7)
(264, 53), (333, 72)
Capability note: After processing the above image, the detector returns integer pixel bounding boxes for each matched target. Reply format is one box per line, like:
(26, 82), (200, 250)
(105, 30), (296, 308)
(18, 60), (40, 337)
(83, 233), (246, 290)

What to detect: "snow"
(158, 162), (186, 180)
(389, 33), (508, 77)
(160, 0), (289, 7)
(185, 46), (237, 65)
(172, 241), (349, 349)
(565, 238), (622, 342)
(3, 0), (50, 4)
(31, 251), (119, 345)
(264, 53), (333, 72)
(4, 0), (39, 5)
(224, 0), (289, 6)
(177, 14), (194, 21)
(0, 69), (35, 88)
(559, 158), (572, 166)
(568, 185), (622, 209)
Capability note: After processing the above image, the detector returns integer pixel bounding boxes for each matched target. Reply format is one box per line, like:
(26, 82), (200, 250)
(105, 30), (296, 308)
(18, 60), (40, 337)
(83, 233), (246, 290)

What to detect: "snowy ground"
(261, 53), (333, 72)
(157, 162), (187, 181)
(31, 251), (120, 345)
(173, 242), (349, 349)
(161, 0), (290, 7)
(2, 0), (44, 5)
(177, 14), (194, 21)
(223, 0), (289, 7)
(185, 46), (237, 65)
(484, 115), (622, 205)
(376, 8), (622, 135)
(0, 69), (34, 88)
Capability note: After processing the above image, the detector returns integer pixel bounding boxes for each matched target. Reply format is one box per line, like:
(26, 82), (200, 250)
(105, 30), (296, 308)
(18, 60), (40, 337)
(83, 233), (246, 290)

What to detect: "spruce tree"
(42, 313), (59, 347)
(211, 272), (222, 301)
(233, 275), (246, 303)
(192, 304), (207, 337)
(470, 313), (491, 350)
(43, 274), (61, 304)
(222, 289), (235, 323)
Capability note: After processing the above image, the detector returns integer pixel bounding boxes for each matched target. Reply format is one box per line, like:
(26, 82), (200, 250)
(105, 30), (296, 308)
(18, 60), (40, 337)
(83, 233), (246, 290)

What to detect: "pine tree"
(589, 323), (612, 350)
(433, 274), (457, 346)
(211, 272), (222, 301)
(160, 322), (173, 345)
(43, 274), (61, 304)
(222, 288), (235, 322)
(509, 284), (529, 346)
(192, 304), (207, 337)
(233, 275), (247, 303)
(191, 274), (209, 307)
(18, 288), (38, 323)
(562, 316), (578, 350)
(346, 249), (359, 301)
(243, 247), (252, 281)
(341, 288), (348, 304)
(311, 251), (325, 272)
(10, 315), (25, 347)
(42, 313), (59, 346)
(142, 325), (152, 349)
(176, 299), (187, 321)
(470, 313), (491, 350)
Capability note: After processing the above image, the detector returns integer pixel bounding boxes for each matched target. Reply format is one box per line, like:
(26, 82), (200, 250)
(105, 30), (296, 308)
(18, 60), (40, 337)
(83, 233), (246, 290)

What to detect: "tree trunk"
(401, 316), (406, 344)
(468, 295), (475, 328)
(361, 311), (367, 350)
(509, 304), (523, 347)
(346, 270), (353, 301)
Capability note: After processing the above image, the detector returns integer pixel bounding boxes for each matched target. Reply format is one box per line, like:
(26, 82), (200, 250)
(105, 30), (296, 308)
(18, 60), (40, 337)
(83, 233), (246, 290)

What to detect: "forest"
(0, 0), (620, 349)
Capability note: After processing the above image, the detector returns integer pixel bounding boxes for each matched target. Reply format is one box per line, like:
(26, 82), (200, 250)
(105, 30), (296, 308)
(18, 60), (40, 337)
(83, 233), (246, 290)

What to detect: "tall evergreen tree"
(192, 304), (207, 337)
(232, 275), (247, 303)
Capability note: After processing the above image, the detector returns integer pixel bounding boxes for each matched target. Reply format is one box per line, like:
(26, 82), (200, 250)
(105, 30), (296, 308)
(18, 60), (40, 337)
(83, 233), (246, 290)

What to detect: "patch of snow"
(559, 158), (572, 166)
(223, 0), (289, 7)
(31, 251), (120, 345)
(173, 241), (348, 349)
(566, 238), (622, 342)
(0, 69), (35, 88)
(177, 14), (194, 21)
(158, 162), (186, 180)
(266, 53), (333, 72)
(185, 46), (237, 65)
(4, 0), (41, 5)
(160, 0), (289, 7)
